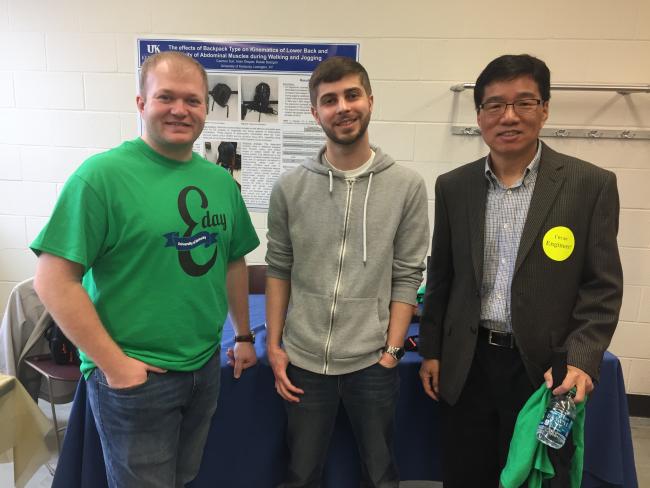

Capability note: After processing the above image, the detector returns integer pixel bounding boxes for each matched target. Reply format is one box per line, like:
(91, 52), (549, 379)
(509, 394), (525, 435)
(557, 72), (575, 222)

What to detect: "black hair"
(474, 54), (551, 111)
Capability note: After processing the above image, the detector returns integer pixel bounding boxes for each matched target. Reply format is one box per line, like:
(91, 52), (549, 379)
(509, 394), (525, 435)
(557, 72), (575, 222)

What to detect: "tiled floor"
(1, 402), (648, 487)
(632, 416), (650, 488)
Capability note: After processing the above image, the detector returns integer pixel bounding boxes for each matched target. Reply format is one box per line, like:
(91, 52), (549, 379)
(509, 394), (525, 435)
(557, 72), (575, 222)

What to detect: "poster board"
(137, 39), (359, 210)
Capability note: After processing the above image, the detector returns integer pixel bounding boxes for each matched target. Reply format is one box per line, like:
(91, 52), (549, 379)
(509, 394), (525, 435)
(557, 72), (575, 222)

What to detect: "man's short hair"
(139, 51), (209, 104)
(474, 54), (551, 111)
(309, 56), (372, 106)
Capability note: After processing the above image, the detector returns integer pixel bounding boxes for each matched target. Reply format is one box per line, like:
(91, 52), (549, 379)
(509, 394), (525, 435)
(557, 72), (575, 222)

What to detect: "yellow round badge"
(542, 226), (575, 261)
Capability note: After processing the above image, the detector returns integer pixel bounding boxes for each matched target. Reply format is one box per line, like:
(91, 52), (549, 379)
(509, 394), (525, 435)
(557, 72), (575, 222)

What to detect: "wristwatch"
(234, 331), (256, 344)
(383, 345), (405, 361)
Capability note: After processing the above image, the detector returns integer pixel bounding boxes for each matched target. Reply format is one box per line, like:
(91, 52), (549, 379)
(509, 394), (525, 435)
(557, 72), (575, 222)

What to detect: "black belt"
(478, 327), (515, 348)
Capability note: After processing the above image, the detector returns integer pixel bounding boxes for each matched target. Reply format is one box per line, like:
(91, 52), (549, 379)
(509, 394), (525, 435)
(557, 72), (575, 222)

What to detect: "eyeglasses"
(479, 98), (542, 116)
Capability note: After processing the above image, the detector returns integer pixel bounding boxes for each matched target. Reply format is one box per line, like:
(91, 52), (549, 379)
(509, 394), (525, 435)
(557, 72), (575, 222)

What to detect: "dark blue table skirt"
(52, 296), (637, 487)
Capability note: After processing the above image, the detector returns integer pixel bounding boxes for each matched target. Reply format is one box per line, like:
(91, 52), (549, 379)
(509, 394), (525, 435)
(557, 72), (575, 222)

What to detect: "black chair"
(23, 354), (81, 454)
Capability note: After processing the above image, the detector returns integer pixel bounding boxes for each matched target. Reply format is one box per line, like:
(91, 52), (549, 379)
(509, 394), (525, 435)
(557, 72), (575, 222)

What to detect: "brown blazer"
(419, 142), (623, 405)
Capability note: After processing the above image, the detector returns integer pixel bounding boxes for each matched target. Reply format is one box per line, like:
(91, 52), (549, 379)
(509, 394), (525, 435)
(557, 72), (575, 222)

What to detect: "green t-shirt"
(31, 138), (260, 378)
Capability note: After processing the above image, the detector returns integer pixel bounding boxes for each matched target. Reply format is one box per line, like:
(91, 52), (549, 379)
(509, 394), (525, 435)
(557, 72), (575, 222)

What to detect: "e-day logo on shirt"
(163, 185), (226, 277)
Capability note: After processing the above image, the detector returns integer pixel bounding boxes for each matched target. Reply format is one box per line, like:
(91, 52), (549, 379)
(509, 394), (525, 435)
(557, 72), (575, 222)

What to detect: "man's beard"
(321, 112), (371, 146)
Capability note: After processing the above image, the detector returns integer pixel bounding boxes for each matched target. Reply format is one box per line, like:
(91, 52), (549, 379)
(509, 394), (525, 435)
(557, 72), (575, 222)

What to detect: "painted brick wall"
(0, 0), (648, 393)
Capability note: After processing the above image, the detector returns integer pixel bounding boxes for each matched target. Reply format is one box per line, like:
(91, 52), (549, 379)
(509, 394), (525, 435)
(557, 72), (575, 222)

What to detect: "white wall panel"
(0, 0), (648, 394)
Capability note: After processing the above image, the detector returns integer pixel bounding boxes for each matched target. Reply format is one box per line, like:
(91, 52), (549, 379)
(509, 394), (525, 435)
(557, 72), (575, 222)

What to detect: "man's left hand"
(226, 342), (258, 379)
(544, 365), (593, 403)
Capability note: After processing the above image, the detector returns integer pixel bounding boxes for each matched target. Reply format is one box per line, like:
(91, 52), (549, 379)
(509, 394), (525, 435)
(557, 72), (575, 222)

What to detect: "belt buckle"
(487, 330), (514, 348)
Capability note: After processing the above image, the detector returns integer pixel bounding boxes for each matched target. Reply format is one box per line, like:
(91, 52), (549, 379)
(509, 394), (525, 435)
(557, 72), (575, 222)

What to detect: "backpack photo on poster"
(204, 140), (242, 188)
(241, 76), (279, 123)
(207, 74), (240, 121)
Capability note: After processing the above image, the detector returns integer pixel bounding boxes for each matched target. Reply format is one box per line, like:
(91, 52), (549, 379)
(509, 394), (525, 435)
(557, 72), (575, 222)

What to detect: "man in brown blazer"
(418, 54), (623, 487)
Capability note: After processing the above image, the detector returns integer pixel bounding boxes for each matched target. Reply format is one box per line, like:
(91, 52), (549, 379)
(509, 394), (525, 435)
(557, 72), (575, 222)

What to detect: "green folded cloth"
(500, 384), (586, 488)
(416, 283), (426, 304)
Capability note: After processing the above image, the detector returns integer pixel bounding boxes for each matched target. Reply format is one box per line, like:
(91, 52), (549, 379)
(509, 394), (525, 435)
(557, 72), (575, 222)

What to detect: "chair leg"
(44, 377), (61, 455)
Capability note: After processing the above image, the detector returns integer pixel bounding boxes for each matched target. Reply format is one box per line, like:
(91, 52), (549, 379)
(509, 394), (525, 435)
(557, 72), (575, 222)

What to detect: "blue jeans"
(282, 362), (400, 488)
(86, 350), (220, 488)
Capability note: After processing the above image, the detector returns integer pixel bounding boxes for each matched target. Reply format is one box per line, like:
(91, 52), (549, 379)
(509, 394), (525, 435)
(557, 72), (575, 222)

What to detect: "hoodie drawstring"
(362, 172), (373, 264)
(328, 168), (374, 264)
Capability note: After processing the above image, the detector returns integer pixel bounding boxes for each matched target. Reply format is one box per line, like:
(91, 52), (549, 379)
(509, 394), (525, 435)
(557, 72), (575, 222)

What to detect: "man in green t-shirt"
(31, 52), (260, 488)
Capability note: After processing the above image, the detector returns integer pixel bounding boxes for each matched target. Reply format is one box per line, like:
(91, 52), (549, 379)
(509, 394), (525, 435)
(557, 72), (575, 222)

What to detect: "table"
(0, 374), (52, 488)
(52, 296), (638, 487)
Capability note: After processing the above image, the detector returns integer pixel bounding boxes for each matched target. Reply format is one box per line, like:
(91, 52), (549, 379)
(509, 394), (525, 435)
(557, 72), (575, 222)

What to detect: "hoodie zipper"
(323, 178), (355, 374)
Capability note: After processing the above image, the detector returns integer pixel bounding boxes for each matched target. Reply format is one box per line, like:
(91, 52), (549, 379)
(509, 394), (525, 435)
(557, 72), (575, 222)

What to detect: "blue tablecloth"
(52, 296), (637, 487)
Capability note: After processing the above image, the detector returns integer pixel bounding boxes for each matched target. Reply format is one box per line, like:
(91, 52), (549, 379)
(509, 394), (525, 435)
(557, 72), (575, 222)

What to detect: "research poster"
(137, 38), (359, 210)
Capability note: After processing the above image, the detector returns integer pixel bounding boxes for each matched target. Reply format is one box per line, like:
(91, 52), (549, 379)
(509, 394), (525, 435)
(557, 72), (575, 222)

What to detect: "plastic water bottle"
(536, 348), (576, 449)
(536, 389), (576, 449)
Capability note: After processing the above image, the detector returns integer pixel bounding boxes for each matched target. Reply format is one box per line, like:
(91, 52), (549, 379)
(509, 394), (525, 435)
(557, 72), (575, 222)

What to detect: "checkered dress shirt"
(480, 143), (542, 333)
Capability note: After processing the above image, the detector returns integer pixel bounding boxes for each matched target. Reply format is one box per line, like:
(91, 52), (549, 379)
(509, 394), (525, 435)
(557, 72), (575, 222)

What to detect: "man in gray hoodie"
(265, 57), (430, 488)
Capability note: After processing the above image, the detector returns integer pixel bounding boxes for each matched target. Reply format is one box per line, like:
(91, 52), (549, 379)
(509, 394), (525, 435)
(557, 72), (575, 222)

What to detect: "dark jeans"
(86, 350), (220, 488)
(282, 362), (400, 488)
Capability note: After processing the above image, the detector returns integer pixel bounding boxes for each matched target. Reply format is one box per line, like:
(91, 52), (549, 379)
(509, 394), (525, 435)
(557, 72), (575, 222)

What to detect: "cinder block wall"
(0, 0), (649, 394)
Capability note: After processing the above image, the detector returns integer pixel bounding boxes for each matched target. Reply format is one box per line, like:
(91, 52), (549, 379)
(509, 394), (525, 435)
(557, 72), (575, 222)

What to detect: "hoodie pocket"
(284, 290), (332, 358)
(329, 296), (385, 359)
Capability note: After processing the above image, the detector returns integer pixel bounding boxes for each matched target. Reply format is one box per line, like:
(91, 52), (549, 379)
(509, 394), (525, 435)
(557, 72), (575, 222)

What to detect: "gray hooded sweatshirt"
(266, 145), (429, 375)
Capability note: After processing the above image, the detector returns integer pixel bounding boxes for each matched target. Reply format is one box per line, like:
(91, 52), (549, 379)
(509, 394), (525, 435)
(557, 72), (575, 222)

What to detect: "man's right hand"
(103, 356), (167, 390)
(419, 359), (440, 401)
(267, 346), (304, 403)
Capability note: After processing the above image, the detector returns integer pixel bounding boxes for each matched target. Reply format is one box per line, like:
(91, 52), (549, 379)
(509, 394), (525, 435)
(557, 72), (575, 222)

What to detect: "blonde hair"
(139, 51), (209, 104)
